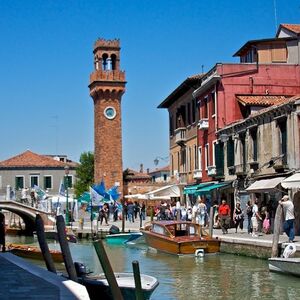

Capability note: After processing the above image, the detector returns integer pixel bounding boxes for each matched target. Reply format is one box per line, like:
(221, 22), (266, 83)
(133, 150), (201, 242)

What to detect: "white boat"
(268, 257), (300, 277)
(74, 262), (159, 300)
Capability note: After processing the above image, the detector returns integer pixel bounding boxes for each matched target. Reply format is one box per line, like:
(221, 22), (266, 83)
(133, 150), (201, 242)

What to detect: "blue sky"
(0, 0), (299, 170)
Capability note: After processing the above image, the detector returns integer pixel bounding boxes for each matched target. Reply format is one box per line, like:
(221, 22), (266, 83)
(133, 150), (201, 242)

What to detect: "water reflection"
(6, 236), (300, 299)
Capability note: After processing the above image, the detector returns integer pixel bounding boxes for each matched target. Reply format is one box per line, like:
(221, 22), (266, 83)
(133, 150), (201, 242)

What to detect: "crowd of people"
(152, 194), (295, 242)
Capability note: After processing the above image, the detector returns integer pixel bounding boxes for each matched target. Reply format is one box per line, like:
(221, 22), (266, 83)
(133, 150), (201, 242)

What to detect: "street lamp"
(64, 165), (70, 226)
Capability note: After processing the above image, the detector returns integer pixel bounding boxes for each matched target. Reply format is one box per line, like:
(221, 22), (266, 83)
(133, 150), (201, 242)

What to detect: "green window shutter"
(215, 142), (224, 176)
(227, 138), (235, 167)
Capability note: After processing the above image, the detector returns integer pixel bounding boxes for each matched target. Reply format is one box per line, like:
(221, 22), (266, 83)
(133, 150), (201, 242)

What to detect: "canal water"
(7, 236), (300, 300)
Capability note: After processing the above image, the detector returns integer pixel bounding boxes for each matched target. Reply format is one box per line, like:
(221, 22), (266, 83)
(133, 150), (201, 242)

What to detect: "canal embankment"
(61, 217), (300, 259)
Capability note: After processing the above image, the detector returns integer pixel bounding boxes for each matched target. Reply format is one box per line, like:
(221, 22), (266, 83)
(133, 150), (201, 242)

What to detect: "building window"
(278, 120), (287, 164)
(212, 140), (217, 166)
(194, 145), (198, 170)
(177, 152), (180, 173)
(189, 147), (192, 171)
(205, 143), (209, 170)
(30, 175), (39, 188)
(250, 129), (258, 161)
(15, 176), (24, 190)
(163, 174), (167, 181)
(215, 142), (224, 176)
(227, 137), (235, 167)
(171, 154), (174, 176)
(65, 175), (73, 188)
(44, 176), (52, 189)
(202, 97), (208, 119)
(152, 176), (156, 183)
(198, 147), (202, 170)
(211, 92), (216, 116)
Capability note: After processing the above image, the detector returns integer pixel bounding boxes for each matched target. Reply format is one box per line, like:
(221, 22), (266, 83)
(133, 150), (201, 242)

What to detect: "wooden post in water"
(0, 212), (5, 252)
(93, 239), (123, 300)
(150, 206), (154, 221)
(122, 208), (125, 233)
(271, 203), (283, 258)
(208, 206), (214, 237)
(56, 215), (78, 282)
(132, 260), (144, 300)
(35, 214), (56, 273)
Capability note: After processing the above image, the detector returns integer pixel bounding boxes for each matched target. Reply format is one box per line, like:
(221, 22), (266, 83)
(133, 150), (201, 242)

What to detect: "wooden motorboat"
(74, 262), (159, 300)
(105, 232), (143, 244)
(140, 220), (220, 255)
(268, 257), (300, 277)
(7, 243), (64, 263)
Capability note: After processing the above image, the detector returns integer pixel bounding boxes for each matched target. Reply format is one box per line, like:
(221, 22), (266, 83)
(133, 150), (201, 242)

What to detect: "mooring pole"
(35, 214), (56, 273)
(56, 215), (78, 282)
(271, 203), (283, 258)
(93, 239), (123, 300)
(0, 212), (5, 252)
(132, 260), (144, 300)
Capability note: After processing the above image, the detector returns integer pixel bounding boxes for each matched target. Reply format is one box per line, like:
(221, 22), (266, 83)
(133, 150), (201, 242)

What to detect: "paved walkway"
(69, 216), (300, 250)
(0, 252), (89, 300)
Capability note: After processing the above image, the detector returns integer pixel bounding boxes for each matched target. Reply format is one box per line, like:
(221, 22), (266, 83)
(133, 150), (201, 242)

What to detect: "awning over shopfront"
(125, 185), (180, 201)
(183, 183), (213, 195)
(281, 173), (300, 189)
(145, 185), (180, 200)
(245, 177), (285, 193)
(195, 183), (229, 195)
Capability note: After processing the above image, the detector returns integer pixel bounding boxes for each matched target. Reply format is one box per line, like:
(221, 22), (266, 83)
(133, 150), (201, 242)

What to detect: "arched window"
(102, 53), (108, 70)
(111, 54), (117, 70)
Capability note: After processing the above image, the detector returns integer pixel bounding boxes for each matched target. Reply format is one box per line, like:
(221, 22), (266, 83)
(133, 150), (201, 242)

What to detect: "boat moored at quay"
(141, 220), (220, 255)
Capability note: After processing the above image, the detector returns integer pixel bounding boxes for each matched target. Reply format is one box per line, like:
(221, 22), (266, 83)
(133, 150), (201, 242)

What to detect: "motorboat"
(268, 243), (300, 277)
(268, 257), (300, 277)
(7, 243), (64, 263)
(74, 262), (159, 300)
(140, 220), (220, 255)
(105, 232), (143, 244)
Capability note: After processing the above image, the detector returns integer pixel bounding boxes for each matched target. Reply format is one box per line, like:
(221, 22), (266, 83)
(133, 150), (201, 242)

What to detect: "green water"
(7, 236), (300, 300)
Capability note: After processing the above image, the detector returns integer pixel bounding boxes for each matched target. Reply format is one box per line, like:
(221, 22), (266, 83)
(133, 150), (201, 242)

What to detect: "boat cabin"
(150, 221), (201, 238)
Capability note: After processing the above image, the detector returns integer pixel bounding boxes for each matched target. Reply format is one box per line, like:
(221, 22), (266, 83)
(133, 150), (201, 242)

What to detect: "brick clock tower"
(89, 39), (126, 194)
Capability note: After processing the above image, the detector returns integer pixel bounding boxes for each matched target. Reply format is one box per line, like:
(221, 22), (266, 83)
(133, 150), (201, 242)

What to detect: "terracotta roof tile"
(149, 165), (170, 174)
(124, 168), (151, 180)
(0, 150), (76, 168)
(281, 24), (300, 35)
(236, 95), (288, 106)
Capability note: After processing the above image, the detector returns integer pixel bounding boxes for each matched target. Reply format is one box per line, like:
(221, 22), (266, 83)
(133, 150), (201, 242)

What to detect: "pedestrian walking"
(251, 198), (262, 237)
(218, 199), (231, 234)
(246, 200), (253, 234)
(233, 202), (244, 233)
(279, 195), (295, 243)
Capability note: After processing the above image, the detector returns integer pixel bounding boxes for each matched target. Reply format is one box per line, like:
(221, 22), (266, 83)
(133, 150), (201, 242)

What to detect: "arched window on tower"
(111, 54), (117, 70)
(102, 53), (108, 70)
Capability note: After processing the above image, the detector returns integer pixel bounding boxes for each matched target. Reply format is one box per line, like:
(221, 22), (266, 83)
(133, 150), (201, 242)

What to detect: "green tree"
(74, 151), (94, 198)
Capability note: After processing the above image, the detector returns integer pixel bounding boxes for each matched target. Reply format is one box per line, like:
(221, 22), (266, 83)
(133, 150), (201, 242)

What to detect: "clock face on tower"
(104, 106), (116, 120)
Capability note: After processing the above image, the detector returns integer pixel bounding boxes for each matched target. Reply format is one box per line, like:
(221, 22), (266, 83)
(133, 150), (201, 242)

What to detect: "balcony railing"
(207, 165), (216, 176)
(198, 118), (209, 130)
(193, 169), (202, 179)
(174, 127), (187, 145)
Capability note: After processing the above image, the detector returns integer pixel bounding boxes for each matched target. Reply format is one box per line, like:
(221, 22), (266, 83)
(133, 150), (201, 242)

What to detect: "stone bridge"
(0, 200), (54, 235)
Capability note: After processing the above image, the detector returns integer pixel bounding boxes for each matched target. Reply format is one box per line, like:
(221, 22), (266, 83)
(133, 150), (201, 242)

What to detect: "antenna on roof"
(273, 0), (278, 33)
(201, 65), (204, 73)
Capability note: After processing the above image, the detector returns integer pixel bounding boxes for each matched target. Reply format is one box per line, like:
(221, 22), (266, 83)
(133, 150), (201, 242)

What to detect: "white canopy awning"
(125, 185), (180, 201)
(281, 173), (300, 189)
(145, 185), (180, 200)
(246, 177), (285, 193)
